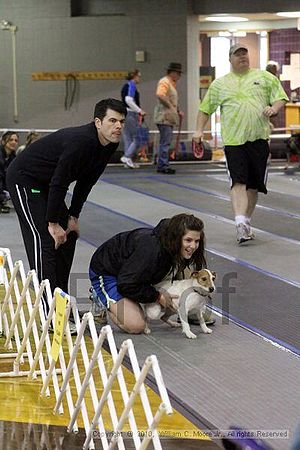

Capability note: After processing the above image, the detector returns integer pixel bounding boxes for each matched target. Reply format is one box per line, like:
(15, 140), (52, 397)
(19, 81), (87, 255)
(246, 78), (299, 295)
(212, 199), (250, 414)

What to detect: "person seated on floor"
(88, 213), (214, 334)
(0, 131), (19, 213)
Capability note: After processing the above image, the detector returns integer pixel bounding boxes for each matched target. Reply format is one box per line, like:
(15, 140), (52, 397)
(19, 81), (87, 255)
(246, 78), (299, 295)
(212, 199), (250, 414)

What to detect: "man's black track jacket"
(7, 122), (118, 222)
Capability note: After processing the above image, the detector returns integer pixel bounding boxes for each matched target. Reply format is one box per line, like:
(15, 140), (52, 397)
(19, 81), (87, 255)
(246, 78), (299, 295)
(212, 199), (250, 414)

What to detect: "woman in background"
(120, 69), (146, 169)
(16, 130), (40, 155)
(0, 131), (19, 213)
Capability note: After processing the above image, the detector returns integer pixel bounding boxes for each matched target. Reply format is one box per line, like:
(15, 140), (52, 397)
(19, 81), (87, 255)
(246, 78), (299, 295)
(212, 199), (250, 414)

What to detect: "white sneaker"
(236, 223), (252, 245)
(246, 224), (255, 240)
(125, 157), (137, 169)
(120, 155), (137, 169)
(120, 155), (128, 164)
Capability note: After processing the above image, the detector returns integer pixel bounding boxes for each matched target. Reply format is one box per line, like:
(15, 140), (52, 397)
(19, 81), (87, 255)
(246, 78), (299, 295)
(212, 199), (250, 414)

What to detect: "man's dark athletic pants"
(7, 180), (77, 316)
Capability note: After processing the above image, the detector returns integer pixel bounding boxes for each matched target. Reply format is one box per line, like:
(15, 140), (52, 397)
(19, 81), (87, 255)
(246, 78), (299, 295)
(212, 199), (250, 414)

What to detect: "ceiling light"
(218, 31), (232, 37)
(205, 16), (248, 22)
(276, 11), (300, 18)
(233, 31), (247, 37)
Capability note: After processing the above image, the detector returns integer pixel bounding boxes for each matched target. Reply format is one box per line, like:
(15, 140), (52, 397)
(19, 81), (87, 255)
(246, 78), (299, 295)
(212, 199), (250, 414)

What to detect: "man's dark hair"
(94, 98), (127, 120)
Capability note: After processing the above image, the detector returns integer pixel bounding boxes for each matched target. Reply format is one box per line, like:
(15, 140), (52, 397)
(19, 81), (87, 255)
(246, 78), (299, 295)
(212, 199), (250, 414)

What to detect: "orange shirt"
(156, 76), (177, 96)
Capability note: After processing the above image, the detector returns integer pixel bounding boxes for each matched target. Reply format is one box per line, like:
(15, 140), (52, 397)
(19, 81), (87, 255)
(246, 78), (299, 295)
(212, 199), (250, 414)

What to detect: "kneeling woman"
(89, 213), (206, 334)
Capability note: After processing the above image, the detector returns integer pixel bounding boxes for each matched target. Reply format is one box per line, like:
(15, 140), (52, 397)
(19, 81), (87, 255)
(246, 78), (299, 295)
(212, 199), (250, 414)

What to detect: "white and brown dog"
(144, 269), (216, 339)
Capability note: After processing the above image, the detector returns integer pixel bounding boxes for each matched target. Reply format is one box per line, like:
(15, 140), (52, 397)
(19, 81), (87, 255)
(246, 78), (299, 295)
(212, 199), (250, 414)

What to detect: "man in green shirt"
(193, 44), (288, 244)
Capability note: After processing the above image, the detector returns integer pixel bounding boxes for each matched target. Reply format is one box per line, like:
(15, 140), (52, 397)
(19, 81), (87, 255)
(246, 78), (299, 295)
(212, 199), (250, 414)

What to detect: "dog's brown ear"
(190, 271), (199, 278)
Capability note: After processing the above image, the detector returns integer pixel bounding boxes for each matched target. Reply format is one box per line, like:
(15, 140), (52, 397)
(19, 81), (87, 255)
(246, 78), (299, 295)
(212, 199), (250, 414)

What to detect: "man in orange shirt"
(154, 62), (183, 174)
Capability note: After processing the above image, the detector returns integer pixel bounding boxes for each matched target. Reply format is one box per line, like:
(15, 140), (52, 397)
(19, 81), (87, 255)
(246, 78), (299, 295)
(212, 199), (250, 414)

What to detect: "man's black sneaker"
(0, 205), (10, 213)
(157, 168), (176, 174)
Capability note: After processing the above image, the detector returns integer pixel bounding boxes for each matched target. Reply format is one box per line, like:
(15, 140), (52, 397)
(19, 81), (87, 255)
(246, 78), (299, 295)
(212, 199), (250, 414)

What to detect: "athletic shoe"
(91, 308), (108, 325)
(120, 156), (137, 169)
(120, 155), (128, 166)
(89, 288), (108, 325)
(245, 223), (255, 240)
(247, 227), (255, 240)
(157, 167), (176, 174)
(0, 205), (10, 213)
(236, 223), (252, 245)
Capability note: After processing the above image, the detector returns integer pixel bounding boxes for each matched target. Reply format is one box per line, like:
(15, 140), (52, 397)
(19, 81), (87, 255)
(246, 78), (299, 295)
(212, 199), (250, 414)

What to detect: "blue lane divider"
(99, 178), (300, 246)
(102, 174), (300, 221)
(210, 305), (300, 356)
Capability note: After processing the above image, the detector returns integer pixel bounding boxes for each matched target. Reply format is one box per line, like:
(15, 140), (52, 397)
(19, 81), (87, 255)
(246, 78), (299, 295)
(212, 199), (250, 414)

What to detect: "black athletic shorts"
(224, 139), (269, 194)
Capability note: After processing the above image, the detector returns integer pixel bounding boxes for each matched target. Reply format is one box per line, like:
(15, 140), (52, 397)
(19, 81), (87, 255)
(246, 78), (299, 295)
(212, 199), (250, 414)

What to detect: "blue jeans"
(122, 111), (139, 158)
(157, 124), (173, 170)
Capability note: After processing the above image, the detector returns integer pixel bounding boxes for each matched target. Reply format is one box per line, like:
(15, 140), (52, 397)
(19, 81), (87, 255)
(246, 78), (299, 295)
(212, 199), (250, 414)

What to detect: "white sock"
(235, 215), (246, 226)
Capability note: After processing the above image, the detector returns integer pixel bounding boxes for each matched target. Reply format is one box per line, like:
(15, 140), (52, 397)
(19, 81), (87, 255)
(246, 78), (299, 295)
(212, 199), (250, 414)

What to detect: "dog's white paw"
(201, 326), (212, 334)
(144, 326), (151, 334)
(184, 331), (197, 339)
(202, 328), (212, 334)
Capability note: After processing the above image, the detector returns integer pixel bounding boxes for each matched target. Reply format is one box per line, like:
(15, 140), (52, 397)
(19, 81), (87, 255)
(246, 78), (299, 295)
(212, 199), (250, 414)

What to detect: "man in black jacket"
(7, 98), (126, 312)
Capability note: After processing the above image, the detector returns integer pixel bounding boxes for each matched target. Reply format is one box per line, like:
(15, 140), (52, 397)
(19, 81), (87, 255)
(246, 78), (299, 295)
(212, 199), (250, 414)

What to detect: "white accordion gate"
(0, 247), (173, 449)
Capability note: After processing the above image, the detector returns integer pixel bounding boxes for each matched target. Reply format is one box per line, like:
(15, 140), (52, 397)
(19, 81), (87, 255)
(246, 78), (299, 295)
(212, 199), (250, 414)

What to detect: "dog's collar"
(193, 287), (210, 297)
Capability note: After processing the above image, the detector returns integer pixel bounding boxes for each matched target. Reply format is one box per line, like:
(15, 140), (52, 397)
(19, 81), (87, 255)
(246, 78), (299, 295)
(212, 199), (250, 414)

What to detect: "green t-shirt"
(199, 69), (288, 146)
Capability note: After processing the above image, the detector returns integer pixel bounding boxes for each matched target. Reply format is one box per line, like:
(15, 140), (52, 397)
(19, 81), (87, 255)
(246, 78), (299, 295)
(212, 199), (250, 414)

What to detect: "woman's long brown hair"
(160, 213), (206, 272)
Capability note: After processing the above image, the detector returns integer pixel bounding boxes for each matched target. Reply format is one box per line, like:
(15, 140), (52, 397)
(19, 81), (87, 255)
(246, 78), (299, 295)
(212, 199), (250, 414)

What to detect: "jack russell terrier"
(144, 269), (216, 339)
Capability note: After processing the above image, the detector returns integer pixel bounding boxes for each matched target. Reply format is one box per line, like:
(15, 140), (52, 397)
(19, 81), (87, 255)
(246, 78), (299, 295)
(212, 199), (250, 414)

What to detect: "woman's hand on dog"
(158, 290), (178, 313)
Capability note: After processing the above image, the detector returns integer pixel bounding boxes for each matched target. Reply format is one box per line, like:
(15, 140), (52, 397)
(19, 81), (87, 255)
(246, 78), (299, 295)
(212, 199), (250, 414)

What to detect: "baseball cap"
(229, 44), (248, 57)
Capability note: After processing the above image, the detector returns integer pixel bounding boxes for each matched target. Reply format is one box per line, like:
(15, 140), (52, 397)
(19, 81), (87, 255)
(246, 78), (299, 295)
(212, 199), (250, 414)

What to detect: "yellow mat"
(0, 334), (210, 441)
